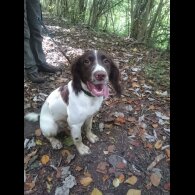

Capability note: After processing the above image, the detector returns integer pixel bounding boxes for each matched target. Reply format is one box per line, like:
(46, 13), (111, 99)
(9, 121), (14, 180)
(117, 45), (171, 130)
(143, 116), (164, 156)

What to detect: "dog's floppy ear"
(109, 60), (122, 96)
(71, 56), (82, 95)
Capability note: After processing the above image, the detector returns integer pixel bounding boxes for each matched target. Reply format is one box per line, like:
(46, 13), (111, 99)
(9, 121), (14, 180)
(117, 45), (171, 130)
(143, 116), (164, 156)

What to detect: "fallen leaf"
(148, 105), (155, 110)
(165, 148), (170, 158)
(61, 149), (75, 164)
(35, 139), (43, 145)
(113, 178), (120, 187)
(46, 181), (52, 193)
(128, 128), (134, 135)
(108, 145), (115, 153)
(102, 175), (109, 182)
(24, 181), (35, 191)
(41, 155), (50, 165)
(75, 166), (83, 171)
(152, 124), (158, 128)
(118, 173), (125, 183)
(164, 182), (170, 191)
(96, 162), (109, 174)
(147, 154), (165, 171)
(24, 150), (37, 164)
(116, 162), (127, 169)
(108, 155), (127, 168)
(127, 117), (136, 122)
(145, 143), (153, 149)
(47, 176), (52, 182)
(126, 189), (141, 195)
(114, 116), (126, 125)
(132, 82), (140, 88)
(35, 128), (41, 136)
(125, 176), (137, 185)
(24, 175), (37, 191)
(103, 150), (109, 155)
(154, 140), (163, 149)
(80, 177), (93, 186)
(64, 136), (74, 146)
(104, 123), (113, 129)
(91, 187), (103, 195)
(132, 48), (138, 52)
(150, 172), (162, 186)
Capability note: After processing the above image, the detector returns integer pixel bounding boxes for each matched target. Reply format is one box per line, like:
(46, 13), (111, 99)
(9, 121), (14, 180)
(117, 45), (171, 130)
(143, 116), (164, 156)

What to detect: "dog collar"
(81, 87), (95, 97)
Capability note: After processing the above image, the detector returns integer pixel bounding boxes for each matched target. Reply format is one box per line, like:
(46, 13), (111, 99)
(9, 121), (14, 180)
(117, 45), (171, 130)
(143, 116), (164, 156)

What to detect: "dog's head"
(71, 50), (121, 97)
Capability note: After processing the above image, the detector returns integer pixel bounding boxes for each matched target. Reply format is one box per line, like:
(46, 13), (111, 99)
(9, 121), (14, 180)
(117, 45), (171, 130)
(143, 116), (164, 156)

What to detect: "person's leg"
(24, 0), (44, 83)
(26, 0), (60, 73)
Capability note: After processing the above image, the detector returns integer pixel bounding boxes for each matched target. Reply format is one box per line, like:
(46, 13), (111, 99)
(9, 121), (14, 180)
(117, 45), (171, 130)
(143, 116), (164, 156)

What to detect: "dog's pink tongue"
(88, 82), (109, 98)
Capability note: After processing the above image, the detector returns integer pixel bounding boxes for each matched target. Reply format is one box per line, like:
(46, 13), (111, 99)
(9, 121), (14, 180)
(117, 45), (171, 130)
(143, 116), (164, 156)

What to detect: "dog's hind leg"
(41, 120), (63, 150)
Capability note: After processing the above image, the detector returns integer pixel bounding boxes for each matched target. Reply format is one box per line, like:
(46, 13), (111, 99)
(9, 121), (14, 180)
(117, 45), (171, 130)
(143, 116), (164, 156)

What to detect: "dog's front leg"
(69, 123), (91, 155)
(84, 116), (99, 143)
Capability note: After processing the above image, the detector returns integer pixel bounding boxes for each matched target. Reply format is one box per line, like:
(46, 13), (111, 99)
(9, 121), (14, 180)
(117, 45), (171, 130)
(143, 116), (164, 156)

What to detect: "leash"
(38, 17), (72, 65)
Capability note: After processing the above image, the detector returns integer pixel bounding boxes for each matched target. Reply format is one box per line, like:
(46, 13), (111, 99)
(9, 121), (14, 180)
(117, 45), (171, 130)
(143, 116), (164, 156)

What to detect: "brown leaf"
(145, 143), (153, 149)
(102, 175), (109, 182)
(165, 148), (170, 158)
(125, 176), (137, 185)
(126, 189), (141, 195)
(148, 105), (155, 110)
(152, 124), (158, 128)
(96, 162), (109, 174)
(61, 149), (75, 164)
(132, 82), (140, 88)
(24, 181), (35, 191)
(127, 117), (136, 122)
(116, 162), (127, 169)
(35, 128), (41, 136)
(41, 155), (50, 165)
(150, 172), (162, 186)
(114, 116), (126, 125)
(75, 166), (83, 172)
(80, 176), (93, 186)
(91, 188), (103, 195)
(164, 182), (170, 191)
(104, 123), (113, 129)
(108, 145), (115, 153)
(118, 173), (125, 183)
(154, 140), (163, 149)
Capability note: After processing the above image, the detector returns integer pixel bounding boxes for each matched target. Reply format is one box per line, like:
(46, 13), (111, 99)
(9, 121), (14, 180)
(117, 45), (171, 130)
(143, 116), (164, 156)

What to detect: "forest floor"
(24, 13), (170, 195)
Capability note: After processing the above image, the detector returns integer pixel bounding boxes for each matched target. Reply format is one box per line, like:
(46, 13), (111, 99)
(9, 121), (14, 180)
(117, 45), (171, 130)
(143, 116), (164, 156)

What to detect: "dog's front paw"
(77, 143), (91, 155)
(87, 132), (99, 143)
(50, 138), (63, 150)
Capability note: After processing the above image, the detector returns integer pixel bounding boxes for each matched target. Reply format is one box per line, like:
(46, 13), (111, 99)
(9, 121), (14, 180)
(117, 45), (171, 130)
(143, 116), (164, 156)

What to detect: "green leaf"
(64, 136), (74, 146)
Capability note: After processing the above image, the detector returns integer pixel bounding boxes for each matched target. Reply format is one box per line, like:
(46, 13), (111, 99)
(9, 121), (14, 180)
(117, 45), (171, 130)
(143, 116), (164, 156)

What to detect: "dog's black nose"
(94, 71), (106, 81)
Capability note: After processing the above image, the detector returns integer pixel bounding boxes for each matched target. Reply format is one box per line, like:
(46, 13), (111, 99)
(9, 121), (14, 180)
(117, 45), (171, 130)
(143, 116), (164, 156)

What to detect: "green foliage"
(40, 0), (170, 50)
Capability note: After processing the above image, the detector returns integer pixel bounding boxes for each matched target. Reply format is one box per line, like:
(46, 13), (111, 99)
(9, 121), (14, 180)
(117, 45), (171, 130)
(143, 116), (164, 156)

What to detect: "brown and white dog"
(25, 50), (121, 155)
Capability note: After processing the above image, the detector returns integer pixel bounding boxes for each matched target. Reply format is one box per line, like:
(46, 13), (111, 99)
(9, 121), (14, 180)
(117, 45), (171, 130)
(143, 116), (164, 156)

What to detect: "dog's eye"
(84, 59), (90, 65)
(103, 59), (109, 64)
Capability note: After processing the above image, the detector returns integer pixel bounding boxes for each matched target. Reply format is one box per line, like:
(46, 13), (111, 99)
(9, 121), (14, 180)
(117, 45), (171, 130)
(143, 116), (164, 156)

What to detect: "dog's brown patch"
(59, 85), (69, 104)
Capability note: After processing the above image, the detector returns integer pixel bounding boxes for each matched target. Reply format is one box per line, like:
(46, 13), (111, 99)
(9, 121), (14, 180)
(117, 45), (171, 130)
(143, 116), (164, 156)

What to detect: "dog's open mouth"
(87, 82), (109, 97)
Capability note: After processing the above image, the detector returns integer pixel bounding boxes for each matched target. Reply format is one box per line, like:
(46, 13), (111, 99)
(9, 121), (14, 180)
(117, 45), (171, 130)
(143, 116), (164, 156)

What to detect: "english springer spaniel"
(25, 50), (121, 155)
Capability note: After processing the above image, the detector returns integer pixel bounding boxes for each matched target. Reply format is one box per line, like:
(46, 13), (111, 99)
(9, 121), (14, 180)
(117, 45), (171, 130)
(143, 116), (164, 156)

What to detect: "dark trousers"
(24, 0), (46, 74)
